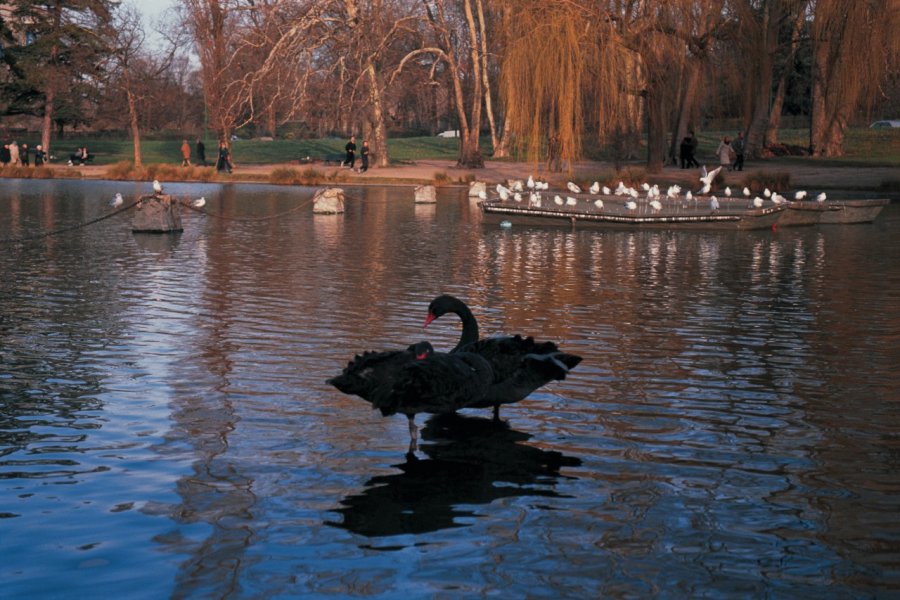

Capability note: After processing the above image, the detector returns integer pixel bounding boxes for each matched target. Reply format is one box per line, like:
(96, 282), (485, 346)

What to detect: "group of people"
(1, 140), (47, 167)
(178, 138), (233, 173)
(68, 146), (91, 165)
(680, 130), (746, 172)
(343, 135), (370, 173)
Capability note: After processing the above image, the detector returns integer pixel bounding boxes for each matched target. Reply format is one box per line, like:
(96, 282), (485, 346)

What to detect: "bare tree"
(103, 2), (177, 167)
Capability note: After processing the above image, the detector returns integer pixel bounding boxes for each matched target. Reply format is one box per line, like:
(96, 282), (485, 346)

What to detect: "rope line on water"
(1, 193), (321, 245)
(0, 200), (142, 245)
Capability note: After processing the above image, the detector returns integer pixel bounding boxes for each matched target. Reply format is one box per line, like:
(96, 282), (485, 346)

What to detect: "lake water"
(1, 179), (899, 598)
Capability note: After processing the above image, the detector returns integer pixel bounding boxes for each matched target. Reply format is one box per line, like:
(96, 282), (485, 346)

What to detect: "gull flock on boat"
(474, 165), (888, 230)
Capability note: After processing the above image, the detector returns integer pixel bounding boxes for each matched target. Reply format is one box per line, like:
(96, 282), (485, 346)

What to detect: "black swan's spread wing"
(368, 352), (494, 417)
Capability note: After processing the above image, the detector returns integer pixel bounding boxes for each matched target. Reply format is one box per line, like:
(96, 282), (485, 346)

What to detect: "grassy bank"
(12, 128), (899, 168)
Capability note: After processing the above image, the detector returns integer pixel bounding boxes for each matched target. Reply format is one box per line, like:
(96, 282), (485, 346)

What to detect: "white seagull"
(566, 196), (578, 206)
(815, 192), (827, 202)
(567, 182), (581, 194)
(709, 195), (720, 211)
(724, 186), (732, 197)
(594, 199), (604, 209)
(153, 179), (163, 194)
(743, 187), (751, 197)
(649, 199), (662, 212)
(527, 175), (535, 189)
(686, 191), (693, 201)
(553, 195), (564, 206)
(513, 192), (523, 202)
(698, 165), (722, 195)
(763, 188), (772, 198)
(752, 196), (764, 208)
(794, 190), (807, 200)
(478, 190), (488, 201)
(110, 192), (124, 207)
(602, 185), (611, 195)
(192, 197), (206, 208)
(625, 200), (637, 211)
(589, 182), (600, 195)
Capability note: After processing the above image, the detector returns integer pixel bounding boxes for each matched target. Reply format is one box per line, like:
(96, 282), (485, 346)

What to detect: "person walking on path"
(358, 140), (370, 173)
(344, 136), (357, 170)
(181, 140), (191, 167)
(685, 131), (700, 168)
(716, 136), (735, 171)
(731, 131), (746, 171)
(196, 139), (206, 166)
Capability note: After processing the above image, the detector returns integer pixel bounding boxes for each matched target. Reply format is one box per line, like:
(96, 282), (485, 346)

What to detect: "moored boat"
(479, 196), (785, 230)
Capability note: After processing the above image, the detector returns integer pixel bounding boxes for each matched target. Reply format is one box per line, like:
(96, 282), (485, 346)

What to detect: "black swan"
(424, 295), (582, 419)
(328, 341), (495, 449)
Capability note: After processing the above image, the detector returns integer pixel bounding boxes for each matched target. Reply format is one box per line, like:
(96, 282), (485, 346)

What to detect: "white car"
(436, 129), (460, 138)
(869, 120), (900, 129)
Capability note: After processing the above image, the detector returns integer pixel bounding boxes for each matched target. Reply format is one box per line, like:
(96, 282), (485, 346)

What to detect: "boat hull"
(480, 200), (784, 230)
(782, 198), (889, 226)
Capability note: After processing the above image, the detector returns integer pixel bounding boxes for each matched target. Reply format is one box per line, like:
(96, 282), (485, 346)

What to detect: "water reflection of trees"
(328, 413), (581, 539)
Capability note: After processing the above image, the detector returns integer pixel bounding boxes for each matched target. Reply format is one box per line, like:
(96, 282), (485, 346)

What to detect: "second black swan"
(424, 295), (582, 419)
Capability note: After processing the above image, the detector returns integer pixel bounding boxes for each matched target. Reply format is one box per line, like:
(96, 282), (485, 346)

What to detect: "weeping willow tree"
(499, 2), (635, 171)
(809, 0), (900, 156)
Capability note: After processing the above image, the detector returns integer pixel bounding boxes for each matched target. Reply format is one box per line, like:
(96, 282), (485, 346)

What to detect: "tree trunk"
(475, 0), (503, 158)
(765, 7), (805, 147)
(364, 61), (390, 167)
(126, 85), (143, 168)
(745, 3), (774, 158)
(459, 0), (484, 168)
(668, 61), (701, 164)
(644, 89), (666, 173)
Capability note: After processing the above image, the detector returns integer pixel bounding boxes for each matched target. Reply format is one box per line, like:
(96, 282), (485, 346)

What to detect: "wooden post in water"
(132, 195), (183, 233)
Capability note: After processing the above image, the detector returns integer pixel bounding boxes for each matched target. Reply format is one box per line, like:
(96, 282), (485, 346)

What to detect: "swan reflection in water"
(327, 413), (581, 540)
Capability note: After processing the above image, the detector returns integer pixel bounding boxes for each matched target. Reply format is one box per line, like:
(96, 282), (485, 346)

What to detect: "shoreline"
(2, 158), (898, 196)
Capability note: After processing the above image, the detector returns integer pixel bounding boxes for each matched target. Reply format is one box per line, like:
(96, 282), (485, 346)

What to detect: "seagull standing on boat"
(724, 186), (732, 197)
(554, 195), (564, 206)
(794, 190), (807, 200)
(589, 182), (600, 195)
(478, 190), (488, 201)
(527, 175), (535, 189)
(816, 192), (827, 202)
(153, 179), (163, 194)
(566, 196), (578, 206)
(110, 192), (124, 208)
(764, 188), (772, 198)
(743, 187), (751, 197)
(513, 192), (522, 202)
(752, 197), (764, 208)
(496, 183), (511, 200)
(602, 185), (611, 196)
(649, 199), (662, 212)
(594, 199), (604, 209)
(567, 182), (581, 194)
(709, 195), (719, 211)
(625, 200), (637, 211)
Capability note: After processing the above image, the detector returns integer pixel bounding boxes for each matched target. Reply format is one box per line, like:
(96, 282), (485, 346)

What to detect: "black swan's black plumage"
(327, 341), (494, 448)
(424, 295), (582, 418)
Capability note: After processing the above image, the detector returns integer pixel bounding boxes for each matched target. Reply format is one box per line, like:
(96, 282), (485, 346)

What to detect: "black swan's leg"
(492, 404), (501, 421)
(407, 415), (418, 452)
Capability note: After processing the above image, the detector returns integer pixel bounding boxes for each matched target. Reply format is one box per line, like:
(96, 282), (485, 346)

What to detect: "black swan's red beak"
(423, 312), (436, 328)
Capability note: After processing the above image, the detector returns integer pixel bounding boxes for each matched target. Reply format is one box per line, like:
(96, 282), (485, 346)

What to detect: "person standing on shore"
(358, 140), (370, 173)
(196, 138), (206, 166)
(9, 141), (20, 166)
(181, 139), (191, 166)
(732, 131), (745, 171)
(21, 143), (29, 166)
(344, 135), (356, 170)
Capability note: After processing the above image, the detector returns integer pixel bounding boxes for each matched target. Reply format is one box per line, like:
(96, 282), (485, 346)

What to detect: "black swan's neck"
(450, 299), (479, 352)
